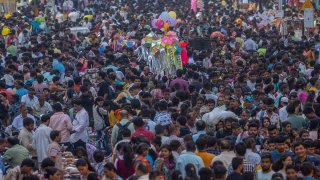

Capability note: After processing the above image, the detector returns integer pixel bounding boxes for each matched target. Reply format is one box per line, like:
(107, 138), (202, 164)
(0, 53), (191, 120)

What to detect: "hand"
(159, 158), (164, 163)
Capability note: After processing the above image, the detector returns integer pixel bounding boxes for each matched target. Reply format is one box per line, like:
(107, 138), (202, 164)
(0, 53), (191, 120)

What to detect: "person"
(227, 157), (244, 180)
(111, 110), (135, 146)
(5, 158), (35, 180)
(211, 139), (235, 169)
(115, 143), (135, 179)
(3, 137), (29, 169)
(92, 97), (111, 156)
(12, 104), (36, 130)
(285, 165), (297, 180)
(18, 118), (36, 160)
(213, 164), (227, 180)
(169, 69), (189, 93)
(44, 167), (62, 180)
(131, 116), (154, 142)
(292, 141), (320, 167)
(271, 136), (294, 163)
(300, 162), (315, 180)
(272, 155), (293, 180)
(141, 109), (156, 134)
(32, 95), (52, 118)
(154, 100), (172, 126)
(103, 163), (123, 180)
(285, 100), (306, 130)
(76, 158), (96, 179)
(195, 136), (215, 168)
(176, 141), (204, 178)
(228, 143), (256, 177)
(93, 150), (105, 178)
(32, 114), (52, 167)
(47, 130), (62, 169)
(49, 103), (73, 152)
(135, 162), (150, 180)
(113, 128), (131, 160)
(199, 167), (214, 180)
(257, 152), (275, 180)
(39, 158), (55, 179)
(153, 144), (176, 180)
(244, 137), (261, 167)
(21, 86), (39, 109)
(70, 98), (89, 150)
(192, 120), (206, 142)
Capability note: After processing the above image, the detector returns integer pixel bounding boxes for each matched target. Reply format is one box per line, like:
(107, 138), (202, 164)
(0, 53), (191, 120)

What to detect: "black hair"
(199, 167), (213, 180)
(41, 157), (55, 169)
(44, 167), (59, 179)
(186, 141), (196, 152)
(177, 116), (187, 126)
(170, 140), (181, 151)
(41, 114), (51, 123)
(23, 117), (34, 127)
(76, 158), (96, 172)
(104, 162), (116, 171)
(219, 139), (231, 150)
(231, 157), (243, 170)
(155, 125), (165, 135)
(121, 143), (135, 166)
(122, 128), (131, 138)
(185, 164), (199, 180)
(87, 172), (99, 180)
(267, 125), (277, 132)
(136, 162), (149, 174)
(50, 130), (60, 141)
(93, 150), (104, 163)
(300, 162), (314, 176)
(7, 137), (19, 146)
(21, 158), (35, 168)
(196, 120), (206, 131)
(73, 98), (83, 106)
(213, 165), (227, 179)
(234, 142), (246, 156)
(243, 172), (254, 180)
(261, 152), (272, 161)
(52, 103), (63, 112)
(272, 154), (291, 172)
(196, 137), (207, 151)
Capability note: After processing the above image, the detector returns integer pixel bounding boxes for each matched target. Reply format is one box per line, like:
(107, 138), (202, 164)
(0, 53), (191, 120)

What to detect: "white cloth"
(32, 124), (52, 163)
(12, 114), (36, 130)
(279, 106), (288, 122)
(70, 108), (89, 143)
(21, 95), (39, 108)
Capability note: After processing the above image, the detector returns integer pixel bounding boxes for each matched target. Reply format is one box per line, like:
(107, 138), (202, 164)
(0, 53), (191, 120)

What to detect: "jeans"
(96, 130), (112, 156)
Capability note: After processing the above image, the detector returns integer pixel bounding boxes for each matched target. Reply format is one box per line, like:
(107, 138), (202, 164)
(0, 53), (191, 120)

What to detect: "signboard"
(304, 8), (314, 28)
(275, 10), (284, 18)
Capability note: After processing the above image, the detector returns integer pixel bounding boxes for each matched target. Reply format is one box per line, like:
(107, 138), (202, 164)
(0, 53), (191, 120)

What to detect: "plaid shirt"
(227, 159), (257, 179)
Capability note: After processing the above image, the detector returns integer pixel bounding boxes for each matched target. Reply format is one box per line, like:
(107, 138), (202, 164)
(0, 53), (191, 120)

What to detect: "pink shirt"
(48, 142), (62, 169)
(49, 112), (73, 143)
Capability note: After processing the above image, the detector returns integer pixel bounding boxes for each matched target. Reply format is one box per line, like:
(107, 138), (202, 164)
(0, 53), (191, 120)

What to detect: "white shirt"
(32, 124), (52, 163)
(70, 108), (89, 143)
(68, 11), (79, 22)
(279, 106), (288, 122)
(1, 74), (14, 86)
(12, 114), (36, 130)
(21, 95), (39, 108)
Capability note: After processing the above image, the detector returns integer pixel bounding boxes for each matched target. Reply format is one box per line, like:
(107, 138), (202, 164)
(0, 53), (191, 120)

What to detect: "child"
(93, 150), (105, 178)
(48, 130), (62, 169)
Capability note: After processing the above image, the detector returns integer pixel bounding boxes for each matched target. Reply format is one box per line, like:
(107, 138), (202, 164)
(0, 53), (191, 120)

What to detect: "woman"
(272, 154), (293, 180)
(260, 117), (270, 138)
(104, 162), (123, 180)
(76, 158), (96, 180)
(134, 143), (152, 173)
(153, 145), (176, 180)
(185, 163), (199, 180)
(115, 143), (135, 179)
(45, 167), (62, 180)
(93, 97), (111, 156)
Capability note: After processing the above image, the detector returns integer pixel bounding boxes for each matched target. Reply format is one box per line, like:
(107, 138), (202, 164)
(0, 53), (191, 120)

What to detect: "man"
(267, 125), (279, 139)
(176, 141), (204, 178)
(227, 157), (244, 180)
(256, 98), (280, 128)
(141, 109), (156, 134)
(196, 136), (215, 167)
(135, 162), (150, 180)
(192, 120), (206, 142)
(3, 137), (29, 168)
(111, 110), (135, 146)
(169, 69), (189, 93)
(271, 136), (294, 163)
(211, 139), (236, 169)
(5, 158), (35, 179)
(96, 71), (113, 100)
(113, 128), (131, 160)
(227, 122), (242, 145)
(32, 95), (52, 118)
(18, 118), (36, 160)
(244, 137), (261, 167)
(21, 86), (39, 109)
(154, 100), (172, 126)
(228, 143), (256, 177)
(32, 114), (52, 166)
(257, 152), (275, 180)
(293, 141), (320, 167)
(244, 36), (258, 52)
(131, 117), (154, 142)
(70, 99), (89, 150)
(300, 162), (315, 180)
(12, 105), (36, 130)
(49, 103), (73, 152)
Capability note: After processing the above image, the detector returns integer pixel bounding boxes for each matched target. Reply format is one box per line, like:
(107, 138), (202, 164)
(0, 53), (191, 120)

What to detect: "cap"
(280, 97), (289, 103)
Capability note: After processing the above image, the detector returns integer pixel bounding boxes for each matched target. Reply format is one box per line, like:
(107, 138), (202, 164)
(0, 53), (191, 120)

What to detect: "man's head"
(263, 98), (274, 112)
(300, 162), (314, 177)
(285, 165), (297, 180)
(260, 152), (272, 171)
(196, 137), (207, 151)
(40, 114), (51, 125)
(52, 103), (63, 113)
(293, 141), (307, 159)
(248, 122), (259, 136)
(73, 98), (83, 112)
(231, 122), (242, 136)
(120, 110), (128, 119)
(21, 158), (35, 174)
(50, 130), (61, 142)
(23, 117), (34, 131)
(234, 142), (246, 157)
(20, 104), (28, 117)
(132, 117), (145, 129)
(275, 136), (286, 153)
(231, 157), (243, 173)
(195, 120), (206, 132)
(268, 125), (279, 138)
(219, 139), (231, 152)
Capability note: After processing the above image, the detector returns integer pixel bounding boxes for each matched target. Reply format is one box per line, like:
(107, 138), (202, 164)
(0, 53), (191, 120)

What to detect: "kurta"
(32, 124), (52, 163)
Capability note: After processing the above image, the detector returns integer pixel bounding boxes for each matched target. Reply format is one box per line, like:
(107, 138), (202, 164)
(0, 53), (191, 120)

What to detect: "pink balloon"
(155, 19), (164, 29)
(151, 19), (157, 28)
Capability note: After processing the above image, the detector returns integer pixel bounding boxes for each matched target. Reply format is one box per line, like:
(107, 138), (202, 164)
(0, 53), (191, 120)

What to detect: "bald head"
(120, 110), (128, 119)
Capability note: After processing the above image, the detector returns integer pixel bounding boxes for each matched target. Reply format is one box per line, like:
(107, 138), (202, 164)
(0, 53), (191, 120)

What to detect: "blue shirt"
(293, 155), (320, 167)
(16, 88), (28, 101)
(176, 151), (205, 178)
(0, 156), (6, 175)
(53, 59), (65, 74)
(271, 150), (294, 163)
(192, 130), (206, 142)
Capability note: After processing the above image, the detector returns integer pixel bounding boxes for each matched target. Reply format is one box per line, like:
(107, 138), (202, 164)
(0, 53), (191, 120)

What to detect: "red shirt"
(131, 128), (154, 142)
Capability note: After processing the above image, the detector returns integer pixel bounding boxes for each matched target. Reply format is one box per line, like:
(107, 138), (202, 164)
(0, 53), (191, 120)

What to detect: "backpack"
(116, 122), (131, 143)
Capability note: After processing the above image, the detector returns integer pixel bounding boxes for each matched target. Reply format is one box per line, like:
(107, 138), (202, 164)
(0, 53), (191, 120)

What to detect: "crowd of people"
(0, 0), (319, 179)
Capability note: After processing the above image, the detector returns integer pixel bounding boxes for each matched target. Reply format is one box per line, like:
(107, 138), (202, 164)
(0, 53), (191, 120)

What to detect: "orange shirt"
(196, 151), (215, 167)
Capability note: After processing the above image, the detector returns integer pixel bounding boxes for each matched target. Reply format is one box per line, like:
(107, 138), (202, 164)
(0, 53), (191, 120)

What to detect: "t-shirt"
(257, 170), (275, 180)
(227, 172), (243, 180)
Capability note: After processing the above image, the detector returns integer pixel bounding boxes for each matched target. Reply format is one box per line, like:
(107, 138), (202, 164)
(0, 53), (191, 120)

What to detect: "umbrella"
(210, 31), (225, 39)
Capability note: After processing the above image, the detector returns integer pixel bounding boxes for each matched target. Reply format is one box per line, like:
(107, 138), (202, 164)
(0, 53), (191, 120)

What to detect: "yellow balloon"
(83, 15), (93, 21)
(5, 13), (11, 19)
(168, 11), (177, 18)
(177, 19), (182, 24)
(164, 23), (169, 30)
(2, 26), (11, 36)
(221, 0), (226, 6)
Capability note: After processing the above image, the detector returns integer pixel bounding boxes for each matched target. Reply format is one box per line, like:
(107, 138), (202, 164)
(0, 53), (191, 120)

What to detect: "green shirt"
(287, 114), (306, 130)
(7, 45), (18, 56)
(3, 144), (29, 168)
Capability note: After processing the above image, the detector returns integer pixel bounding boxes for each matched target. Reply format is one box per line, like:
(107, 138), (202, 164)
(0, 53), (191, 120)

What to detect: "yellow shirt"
(196, 151), (215, 167)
